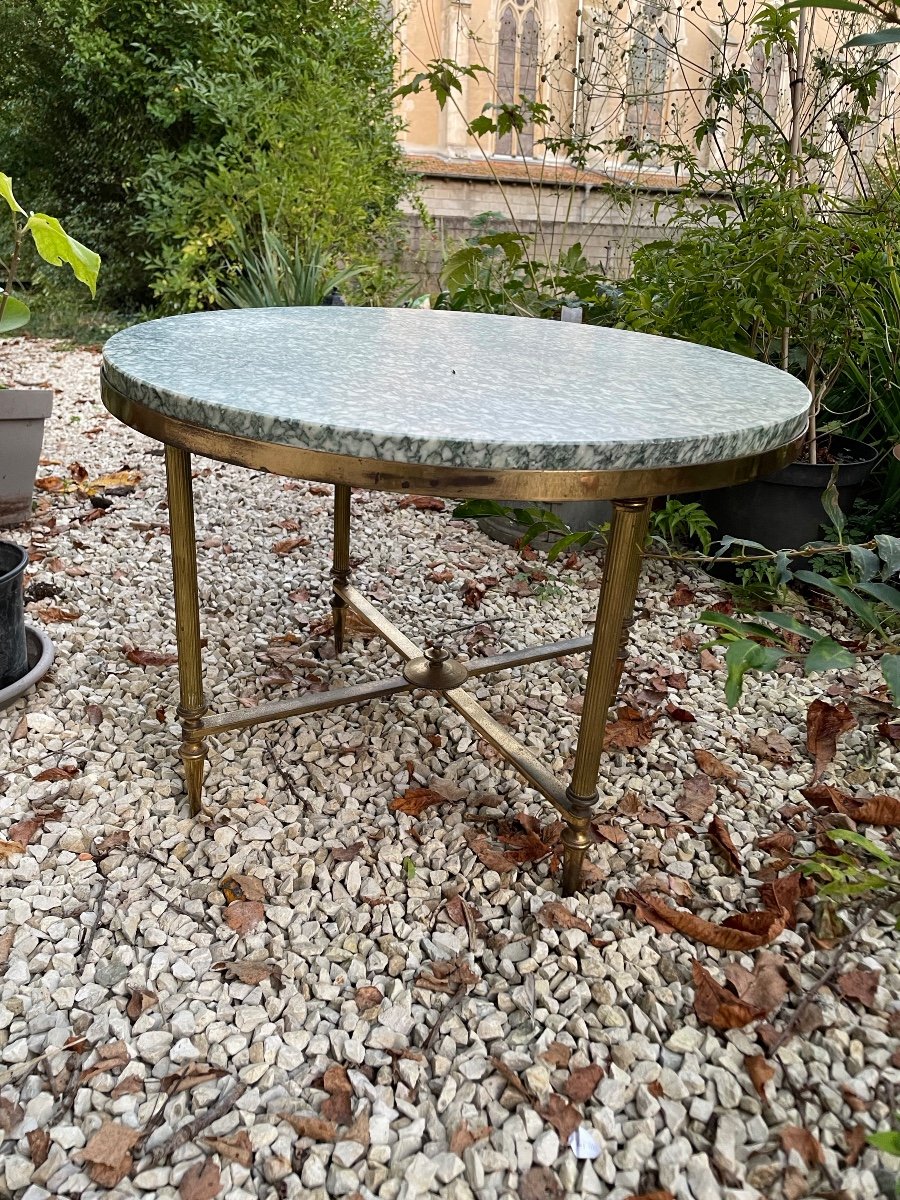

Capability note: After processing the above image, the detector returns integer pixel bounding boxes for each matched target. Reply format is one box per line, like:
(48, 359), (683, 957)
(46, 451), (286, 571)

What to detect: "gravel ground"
(1, 336), (899, 1200)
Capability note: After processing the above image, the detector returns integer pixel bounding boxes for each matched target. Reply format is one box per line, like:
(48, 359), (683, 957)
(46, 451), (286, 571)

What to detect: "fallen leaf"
(665, 703), (696, 722)
(86, 704), (104, 725)
(760, 874), (802, 927)
(783, 1166), (808, 1200)
(540, 1042), (573, 1069)
(0, 927), (15, 969)
(603, 707), (656, 751)
(618, 890), (784, 950)
(669, 583), (696, 606)
(539, 1094), (581, 1142)
(398, 495), (445, 511)
(536, 900), (591, 934)
(591, 822), (627, 846)
(12, 715), (28, 741)
(694, 749), (739, 783)
(84, 470), (141, 496)
(699, 648), (721, 670)
(744, 1054), (775, 1102)
(416, 956), (480, 994)
(757, 830), (797, 855)
(692, 960), (766, 1030)
(7, 806), (64, 850)
(221, 874), (265, 904)
(707, 816), (742, 873)
(271, 536), (310, 554)
(0, 1097), (23, 1132)
(321, 1064), (353, 1125)
(214, 960), (278, 986)
(466, 832), (519, 873)
(675, 774), (716, 821)
(449, 1121), (490, 1155)
(779, 1125), (824, 1167)
(126, 988), (158, 1021)
(624, 1193), (675, 1200)
(281, 1114), (338, 1141)
(564, 1064), (605, 1103)
(876, 720), (900, 742)
(35, 474), (66, 492)
(68, 460), (88, 483)
(224, 901), (264, 935)
(845, 1124), (868, 1167)
(802, 784), (900, 826)
(746, 731), (795, 765)
(724, 954), (789, 1012)
(125, 646), (178, 667)
(82, 1121), (140, 1188)
(202, 1130), (253, 1168)
(161, 1063), (228, 1095)
(837, 968), (880, 1007)
(33, 765), (79, 782)
(110, 1074), (143, 1098)
(806, 698), (857, 782)
(27, 1129), (50, 1166)
(332, 842), (364, 862)
(354, 986), (383, 1011)
(82, 1040), (130, 1081)
(520, 1165), (564, 1200)
(390, 787), (448, 817)
(179, 1158), (221, 1200)
(35, 605), (81, 622)
(496, 815), (552, 864)
(842, 1084), (868, 1113)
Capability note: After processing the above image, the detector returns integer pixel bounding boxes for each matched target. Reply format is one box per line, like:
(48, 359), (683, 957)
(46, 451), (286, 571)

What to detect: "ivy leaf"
(0, 292), (30, 333)
(25, 213), (100, 296)
(804, 637), (856, 675)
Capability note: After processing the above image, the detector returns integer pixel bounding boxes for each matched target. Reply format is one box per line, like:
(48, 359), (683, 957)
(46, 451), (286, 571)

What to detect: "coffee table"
(101, 308), (810, 893)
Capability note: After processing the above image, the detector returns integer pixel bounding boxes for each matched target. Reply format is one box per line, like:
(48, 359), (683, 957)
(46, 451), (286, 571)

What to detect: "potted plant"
(0, 172), (99, 701)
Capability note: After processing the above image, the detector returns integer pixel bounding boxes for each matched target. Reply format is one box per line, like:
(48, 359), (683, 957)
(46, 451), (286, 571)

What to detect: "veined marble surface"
(102, 308), (811, 471)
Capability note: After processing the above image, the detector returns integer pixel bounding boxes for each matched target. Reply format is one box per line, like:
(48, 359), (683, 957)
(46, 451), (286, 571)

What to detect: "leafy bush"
(0, 0), (412, 312)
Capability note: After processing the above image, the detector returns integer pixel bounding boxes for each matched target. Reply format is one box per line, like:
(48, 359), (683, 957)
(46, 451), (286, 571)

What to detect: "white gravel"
(1, 336), (898, 1200)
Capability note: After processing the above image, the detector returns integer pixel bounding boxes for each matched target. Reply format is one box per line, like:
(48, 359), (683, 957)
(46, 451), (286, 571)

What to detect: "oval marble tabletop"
(102, 308), (811, 472)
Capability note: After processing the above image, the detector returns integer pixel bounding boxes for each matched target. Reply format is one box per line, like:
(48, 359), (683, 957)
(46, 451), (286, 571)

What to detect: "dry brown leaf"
(699, 648), (721, 670)
(669, 583), (696, 606)
(837, 968), (880, 1007)
(125, 646), (178, 667)
(86, 703), (104, 725)
(496, 815), (553, 864)
(33, 764), (79, 782)
(34, 604), (81, 623)
(536, 900), (592, 934)
(780, 1125), (824, 1167)
(35, 475), (66, 492)
(758, 830), (797, 855)
(397, 495), (445, 511)
(110, 1074), (143, 1099)
(539, 1094), (581, 1142)
(692, 961), (766, 1030)
(27, 1128), (50, 1166)
(676, 774), (716, 821)
(224, 901), (264, 935)
(390, 787), (448, 818)
(332, 841), (364, 862)
(93, 831), (130, 857)
(271, 536), (310, 554)
(162, 1063), (228, 1095)
(877, 720), (900, 742)
(724, 954), (789, 1013)
(746, 731), (795, 765)
(81, 1040), (129, 1081)
(708, 816), (742, 873)
(665, 703), (696, 722)
(221, 875), (265, 904)
(603, 707), (656, 751)
(782, 1166), (808, 1200)
(564, 1064), (605, 1103)
(619, 890), (783, 950)
(744, 1054), (775, 1102)
(591, 822), (627, 846)
(0, 927), (15, 970)
(760, 874), (802, 928)
(84, 470), (141, 496)
(215, 960), (277, 986)
(802, 784), (900, 826)
(806, 698), (857, 782)
(466, 832), (519, 873)
(82, 1121), (140, 1188)
(321, 1064), (353, 1125)
(126, 988), (157, 1021)
(694, 749), (739, 783)
(354, 986), (383, 1011)
(520, 1166), (564, 1200)
(179, 1158), (221, 1200)
(845, 1124), (868, 1167)
(281, 1113), (338, 1141)
(540, 1042), (573, 1069)
(624, 1193), (676, 1200)
(0, 1097), (23, 1132)
(416, 956), (480, 994)
(7, 807), (64, 852)
(202, 1130), (253, 1168)
(449, 1121), (490, 1156)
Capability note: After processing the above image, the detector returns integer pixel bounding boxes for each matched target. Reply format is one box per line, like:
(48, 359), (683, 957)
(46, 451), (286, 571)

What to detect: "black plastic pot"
(0, 541), (29, 689)
(697, 436), (879, 551)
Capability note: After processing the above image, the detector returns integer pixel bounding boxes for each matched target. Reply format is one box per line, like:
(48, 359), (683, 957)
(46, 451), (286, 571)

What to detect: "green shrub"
(0, 0), (413, 312)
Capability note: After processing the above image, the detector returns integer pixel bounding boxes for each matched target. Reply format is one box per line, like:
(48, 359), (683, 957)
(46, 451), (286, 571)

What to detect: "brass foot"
(181, 737), (207, 817)
(561, 818), (592, 897)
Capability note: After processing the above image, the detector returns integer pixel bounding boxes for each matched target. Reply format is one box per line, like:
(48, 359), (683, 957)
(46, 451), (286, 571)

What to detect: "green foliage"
(393, 59), (489, 110)
(0, 172), (99, 334)
(0, 0), (411, 312)
(801, 828), (900, 905)
(649, 500), (716, 556)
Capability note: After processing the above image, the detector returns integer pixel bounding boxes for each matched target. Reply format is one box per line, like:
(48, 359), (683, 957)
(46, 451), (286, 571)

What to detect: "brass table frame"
(102, 375), (802, 894)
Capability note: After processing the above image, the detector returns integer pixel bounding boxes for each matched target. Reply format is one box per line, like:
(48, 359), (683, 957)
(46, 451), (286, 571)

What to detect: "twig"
(768, 908), (872, 1054)
(77, 875), (109, 967)
(146, 885), (219, 936)
(0, 1037), (88, 1088)
(422, 984), (468, 1052)
(146, 1082), (248, 1166)
(264, 744), (306, 807)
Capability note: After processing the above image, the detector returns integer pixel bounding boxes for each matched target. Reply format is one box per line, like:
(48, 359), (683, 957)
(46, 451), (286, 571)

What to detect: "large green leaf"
(847, 28), (900, 46)
(882, 654), (900, 705)
(452, 499), (510, 519)
(724, 639), (785, 707)
(24, 214), (100, 296)
(849, 544), (880, 583)
(858, 581), (900, 612)
(0, 292), (31, 333)
(804, 637), (856, 675)
(756, 610), (823, 640)
(875, 533), (900, 579)
(700, 612), (785, 640)
(867, 1129), (900, 1155)
(821, 470), (845, 542)
(0, 173), (24, 215)
(793, 570), (884, 633)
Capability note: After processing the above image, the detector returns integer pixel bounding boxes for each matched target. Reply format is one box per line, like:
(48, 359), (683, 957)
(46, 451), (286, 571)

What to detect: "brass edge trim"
(101, 374), (805, 502)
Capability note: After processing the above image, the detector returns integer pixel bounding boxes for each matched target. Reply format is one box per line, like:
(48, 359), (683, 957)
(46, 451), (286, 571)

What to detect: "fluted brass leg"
(165, 445), (207, 816)
(331, 484), (351, 654)
(562, 497), (652, 895)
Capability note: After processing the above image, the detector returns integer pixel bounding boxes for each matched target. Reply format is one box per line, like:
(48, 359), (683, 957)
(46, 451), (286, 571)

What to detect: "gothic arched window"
(496, 1), (540, 156)
(623, 2), (670, 143)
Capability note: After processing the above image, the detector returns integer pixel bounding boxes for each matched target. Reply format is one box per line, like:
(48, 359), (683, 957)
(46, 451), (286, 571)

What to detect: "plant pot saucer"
(0, 625), (55, 712)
